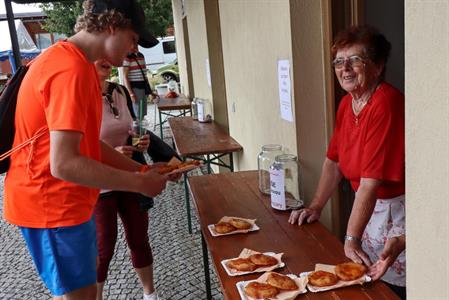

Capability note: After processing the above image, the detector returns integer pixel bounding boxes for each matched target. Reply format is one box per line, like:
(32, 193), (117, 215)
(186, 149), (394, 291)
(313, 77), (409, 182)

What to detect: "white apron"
(361, 194), (406, 286)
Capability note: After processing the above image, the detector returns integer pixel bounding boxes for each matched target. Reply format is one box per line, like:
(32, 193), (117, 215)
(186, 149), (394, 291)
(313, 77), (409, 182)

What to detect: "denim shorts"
(20, 217), (97, 296)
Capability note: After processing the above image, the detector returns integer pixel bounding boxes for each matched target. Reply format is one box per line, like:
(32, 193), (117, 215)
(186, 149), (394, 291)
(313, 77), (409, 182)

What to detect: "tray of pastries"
(208, 216), (259, 237)
(236, 271), (307, 300)
(221, 248), (285, 276)
(300, 262), (371, 292)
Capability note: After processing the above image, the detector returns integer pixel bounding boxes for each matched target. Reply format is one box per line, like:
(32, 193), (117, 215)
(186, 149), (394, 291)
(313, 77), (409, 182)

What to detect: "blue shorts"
(20, 217), (97, 296)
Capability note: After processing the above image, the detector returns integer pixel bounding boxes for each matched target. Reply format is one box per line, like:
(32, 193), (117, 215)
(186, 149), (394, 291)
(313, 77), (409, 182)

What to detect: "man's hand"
(139, 168), (168, 197)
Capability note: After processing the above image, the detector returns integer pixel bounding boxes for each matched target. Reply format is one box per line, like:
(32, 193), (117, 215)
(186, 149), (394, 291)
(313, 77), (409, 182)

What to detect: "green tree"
(41, 2), (82, 37)
(41, 0), (173, 38)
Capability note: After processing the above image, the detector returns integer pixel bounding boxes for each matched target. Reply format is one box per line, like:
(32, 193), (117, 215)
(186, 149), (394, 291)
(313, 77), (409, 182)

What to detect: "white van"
(138, 36), (176, 71)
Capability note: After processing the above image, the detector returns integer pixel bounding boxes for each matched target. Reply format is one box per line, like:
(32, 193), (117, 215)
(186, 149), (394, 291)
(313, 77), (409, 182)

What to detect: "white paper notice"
(206, 58), (211, 87)
(278, 60), (293, 122)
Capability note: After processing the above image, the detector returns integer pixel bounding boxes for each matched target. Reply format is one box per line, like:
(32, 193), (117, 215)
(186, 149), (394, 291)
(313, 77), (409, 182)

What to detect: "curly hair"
(74, 0), (133, 33)
(331, 25), (391, 66)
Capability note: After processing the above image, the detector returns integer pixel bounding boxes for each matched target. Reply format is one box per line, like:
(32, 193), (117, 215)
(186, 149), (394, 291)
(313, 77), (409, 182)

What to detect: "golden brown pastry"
(214, 222), (236, 234)
(248, 254), (278, 267)
(226, 258), (257, 272)
(266, 272), (298, 291)
(157, 160), (201, 175)
(335, 262), (367, 281)
(244, 281), (279, 299)
(308, 270), (339, 287)
(229, 218), (252, 230)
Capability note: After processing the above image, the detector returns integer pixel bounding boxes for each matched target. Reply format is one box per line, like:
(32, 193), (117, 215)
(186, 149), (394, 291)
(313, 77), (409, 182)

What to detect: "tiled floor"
(0, 103), (224, 299)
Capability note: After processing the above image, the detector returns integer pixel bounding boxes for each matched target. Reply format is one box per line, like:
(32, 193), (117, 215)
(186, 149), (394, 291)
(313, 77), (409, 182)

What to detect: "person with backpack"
(94, 58), (180, 300)
(2, 1), (171, 299)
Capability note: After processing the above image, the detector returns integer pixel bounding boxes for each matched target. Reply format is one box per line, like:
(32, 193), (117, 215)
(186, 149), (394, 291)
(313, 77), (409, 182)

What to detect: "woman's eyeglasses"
(103, 93), (120, 119)
(332, 55), (366, 69)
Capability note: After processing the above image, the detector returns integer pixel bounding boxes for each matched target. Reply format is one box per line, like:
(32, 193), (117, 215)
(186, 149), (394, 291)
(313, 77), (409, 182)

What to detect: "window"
(162, 41), (176, 54)
(53, 33), (67, 43)
(35, 33), (51, 49)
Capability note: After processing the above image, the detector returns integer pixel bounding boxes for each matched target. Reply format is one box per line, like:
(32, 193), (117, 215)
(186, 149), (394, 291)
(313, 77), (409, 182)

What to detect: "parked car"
(139, 36), (176, 70)
(153, 58), (179, 82)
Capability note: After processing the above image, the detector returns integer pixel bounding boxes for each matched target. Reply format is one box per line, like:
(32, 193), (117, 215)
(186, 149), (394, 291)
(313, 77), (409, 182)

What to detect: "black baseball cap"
(91, 0), (159, 48)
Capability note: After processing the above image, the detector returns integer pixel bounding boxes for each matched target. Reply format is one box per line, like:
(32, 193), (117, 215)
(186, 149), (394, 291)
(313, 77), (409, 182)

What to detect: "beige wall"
(406, 1), (449, 299)
(171, 0), (189, 96)
(219, 0), (297, 171)
(185, 0), (213, 103)
(290, 0), (336, 232)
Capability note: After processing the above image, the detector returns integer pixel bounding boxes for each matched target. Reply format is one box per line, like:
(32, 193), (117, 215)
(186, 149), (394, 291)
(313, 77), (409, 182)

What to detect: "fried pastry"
(266, 272), (298, 291)
(157, 160), (201, 175)
(308, 270), (338, 287)
(226, 258), (257, 272)
(214, 222), (236, 234)
(156, 165), (178, 175)
(244, 281), (279, 299)
(249, 254), (278, 267)
(229, 218), (252, 230)
(335, 262), (367, 281)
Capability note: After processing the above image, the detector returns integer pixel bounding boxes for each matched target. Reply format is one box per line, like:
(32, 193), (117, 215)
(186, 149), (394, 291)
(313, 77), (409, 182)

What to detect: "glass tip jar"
(258, 144), (283, 195)
(269, 154), (304, 210)
(197, 98), (213, 123)
(191, 97), (199, 120)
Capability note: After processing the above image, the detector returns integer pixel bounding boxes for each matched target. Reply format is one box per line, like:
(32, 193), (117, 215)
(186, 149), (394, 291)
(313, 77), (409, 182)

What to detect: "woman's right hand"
(288, 206), (322, 225)
(115, 145), (135, 158)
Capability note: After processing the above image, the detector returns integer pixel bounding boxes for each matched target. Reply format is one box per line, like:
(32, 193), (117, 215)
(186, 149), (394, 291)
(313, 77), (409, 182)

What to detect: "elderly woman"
(288, 26), (405, 299)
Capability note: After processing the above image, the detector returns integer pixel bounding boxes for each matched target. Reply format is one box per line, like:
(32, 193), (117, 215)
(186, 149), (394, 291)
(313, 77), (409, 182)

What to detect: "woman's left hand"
(135, 134), (150, 152)
(344, 239), (372, 266)
(368, 235), (405, 280)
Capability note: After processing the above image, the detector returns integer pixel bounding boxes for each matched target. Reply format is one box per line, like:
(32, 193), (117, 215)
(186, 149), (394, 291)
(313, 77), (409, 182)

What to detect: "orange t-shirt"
(3, 41), (102, 228)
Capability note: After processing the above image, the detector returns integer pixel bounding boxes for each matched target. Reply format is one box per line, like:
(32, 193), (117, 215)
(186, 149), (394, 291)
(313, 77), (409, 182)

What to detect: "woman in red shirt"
(288, 26), (405, 299)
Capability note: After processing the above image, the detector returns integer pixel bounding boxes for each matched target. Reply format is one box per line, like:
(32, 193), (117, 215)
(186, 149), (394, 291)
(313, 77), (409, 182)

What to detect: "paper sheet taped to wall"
(278, 60), (293, 122)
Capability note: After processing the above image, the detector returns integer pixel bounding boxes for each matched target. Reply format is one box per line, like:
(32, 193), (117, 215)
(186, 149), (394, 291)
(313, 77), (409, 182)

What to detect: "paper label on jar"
(270, 168), (287, 210)
(197, 102), (204, 121)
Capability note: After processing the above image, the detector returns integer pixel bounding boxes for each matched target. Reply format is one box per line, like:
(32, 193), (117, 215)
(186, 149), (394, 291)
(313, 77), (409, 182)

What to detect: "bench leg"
(201, 233), (212, 300)
(159, 111), (163, 140)
(183, 171), (192, 234)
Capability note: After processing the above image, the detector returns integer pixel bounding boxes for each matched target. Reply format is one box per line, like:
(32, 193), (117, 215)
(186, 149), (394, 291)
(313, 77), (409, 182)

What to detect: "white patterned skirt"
(361, 194), (406, 286)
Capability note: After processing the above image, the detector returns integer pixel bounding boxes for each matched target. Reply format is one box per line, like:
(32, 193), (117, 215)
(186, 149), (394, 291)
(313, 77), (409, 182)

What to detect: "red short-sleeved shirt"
(4, 41), (102, 228)
(327, 82), (405, 199)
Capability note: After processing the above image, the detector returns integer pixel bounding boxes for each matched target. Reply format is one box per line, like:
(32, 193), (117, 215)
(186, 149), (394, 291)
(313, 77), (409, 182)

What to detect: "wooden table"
(188, 171), (400, 300)
(156, 95), (192, 139)
(169, 116), (243, 233)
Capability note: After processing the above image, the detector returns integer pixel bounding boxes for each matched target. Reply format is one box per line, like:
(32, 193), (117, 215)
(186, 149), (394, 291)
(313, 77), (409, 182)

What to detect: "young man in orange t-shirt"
(3, 1), (167, 299)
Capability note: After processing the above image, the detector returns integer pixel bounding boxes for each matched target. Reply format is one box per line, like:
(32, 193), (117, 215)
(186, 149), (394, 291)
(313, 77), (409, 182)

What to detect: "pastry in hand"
(308, 270), (338, 287)
(335, 262), (367, 281)
(229, 218), (252, 230)
(244, 281), (279, 299)
(266, 272), (298, 290)
(226, 258), (257, 272)
(249, 253), (278, 267)
(214, 222), (236, 234)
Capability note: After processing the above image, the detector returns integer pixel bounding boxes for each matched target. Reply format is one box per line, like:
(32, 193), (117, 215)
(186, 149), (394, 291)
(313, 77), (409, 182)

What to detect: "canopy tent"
(0, 19), (40, 72)
(3, 0), (68, 73)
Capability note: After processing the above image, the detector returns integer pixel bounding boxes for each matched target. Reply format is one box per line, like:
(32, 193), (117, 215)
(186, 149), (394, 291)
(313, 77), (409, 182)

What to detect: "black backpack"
(0, 65), (35, 174)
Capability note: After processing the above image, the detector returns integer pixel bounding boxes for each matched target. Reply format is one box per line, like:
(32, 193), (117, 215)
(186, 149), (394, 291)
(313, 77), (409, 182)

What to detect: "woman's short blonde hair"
(74, 0), (132, 33)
